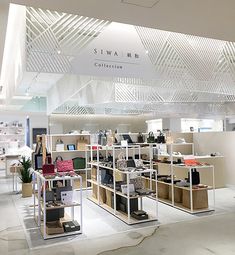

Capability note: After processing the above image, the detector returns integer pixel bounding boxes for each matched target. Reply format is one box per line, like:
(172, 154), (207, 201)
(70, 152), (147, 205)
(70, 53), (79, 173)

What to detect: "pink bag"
(56, 159), (74, 172)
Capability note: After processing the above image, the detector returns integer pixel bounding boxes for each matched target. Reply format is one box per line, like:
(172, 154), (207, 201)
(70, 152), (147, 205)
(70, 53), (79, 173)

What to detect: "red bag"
(42, 164), (55, 175)
(56, 159), (74, 172)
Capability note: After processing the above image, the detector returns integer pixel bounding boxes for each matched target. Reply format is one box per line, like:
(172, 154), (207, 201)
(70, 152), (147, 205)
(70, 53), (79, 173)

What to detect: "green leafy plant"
(19, 156), (32, 183)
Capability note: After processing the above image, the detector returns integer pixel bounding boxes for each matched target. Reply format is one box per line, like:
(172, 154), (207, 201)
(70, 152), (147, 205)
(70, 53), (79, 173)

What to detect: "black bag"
(188, 168), (200, 185)
(137, 133), (144, 143)
(127, 159), (136, 167)
(147, 132), (155, 143)
(156, 132), (166, 144)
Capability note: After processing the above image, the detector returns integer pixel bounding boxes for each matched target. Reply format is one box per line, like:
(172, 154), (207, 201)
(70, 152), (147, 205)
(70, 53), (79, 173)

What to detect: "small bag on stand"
(147, 132), (155, 143)
(77, 136), (88, 151)
(156, 131), (166, 144)
(188, 168), (200, 185)
(137, 133), (144, 143)
(55, 156), (74, 172)
(116, 152), (127, 170)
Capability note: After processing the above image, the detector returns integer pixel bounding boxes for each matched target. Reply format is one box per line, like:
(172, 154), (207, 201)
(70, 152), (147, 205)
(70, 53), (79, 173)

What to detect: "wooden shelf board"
(51, 150), (88, 153)
(88, 197), (158, 225)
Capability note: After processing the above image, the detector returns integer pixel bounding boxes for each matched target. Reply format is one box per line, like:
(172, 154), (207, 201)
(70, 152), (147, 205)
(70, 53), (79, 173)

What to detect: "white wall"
(193, 132), (235, 186)
(49, 115), (148, 134)
(181, 118), (224, 132)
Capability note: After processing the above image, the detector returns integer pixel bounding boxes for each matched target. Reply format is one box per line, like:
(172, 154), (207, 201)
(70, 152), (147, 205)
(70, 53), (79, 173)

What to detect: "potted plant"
(19, 156), (33, 197)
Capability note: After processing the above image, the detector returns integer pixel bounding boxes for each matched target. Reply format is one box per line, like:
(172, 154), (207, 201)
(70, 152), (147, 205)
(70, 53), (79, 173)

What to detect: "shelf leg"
(127, 173), (130, 224)
(43, 180), (46, 239)
(189, 168), (193, 213)
(212, 166), (215, 210)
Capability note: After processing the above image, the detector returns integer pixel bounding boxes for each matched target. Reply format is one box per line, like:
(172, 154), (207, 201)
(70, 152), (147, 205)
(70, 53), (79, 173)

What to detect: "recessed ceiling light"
(57, 50), (61, 54)
(145, 50), (149, 54)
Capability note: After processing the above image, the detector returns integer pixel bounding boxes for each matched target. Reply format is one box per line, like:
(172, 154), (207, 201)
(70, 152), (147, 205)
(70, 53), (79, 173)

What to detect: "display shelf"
(155, 196), (214, 214)
(40, 227), (82, 240)
(51, 150), (88, 153)
(40, 202), (81, 211)
(33, 170), (83, 240)
(88, 197), (158, 225)
(87, 144), (158, 225)
(46, 133), (91, 189)
(144, 141), (215, 214)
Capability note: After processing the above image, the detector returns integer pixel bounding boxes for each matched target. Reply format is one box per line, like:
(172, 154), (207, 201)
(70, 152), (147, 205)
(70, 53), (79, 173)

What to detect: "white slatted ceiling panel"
(26, 7), (110, 73)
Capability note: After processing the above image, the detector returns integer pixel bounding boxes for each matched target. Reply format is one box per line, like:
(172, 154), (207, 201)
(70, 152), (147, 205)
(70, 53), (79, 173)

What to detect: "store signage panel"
(71, 23), (156, 78)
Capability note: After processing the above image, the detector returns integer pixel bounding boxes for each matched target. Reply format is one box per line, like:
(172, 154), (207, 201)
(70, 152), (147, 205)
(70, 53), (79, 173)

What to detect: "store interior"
(1, 1), (235, 254)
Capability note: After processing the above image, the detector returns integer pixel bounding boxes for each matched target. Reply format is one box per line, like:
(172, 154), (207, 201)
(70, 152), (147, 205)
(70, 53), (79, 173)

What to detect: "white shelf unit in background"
(0, 124), (25, 154)
(46, 134), (91, 189)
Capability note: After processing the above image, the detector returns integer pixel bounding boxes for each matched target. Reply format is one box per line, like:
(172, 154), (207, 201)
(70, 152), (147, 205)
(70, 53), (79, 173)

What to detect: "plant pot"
(22, 183), (32, 198)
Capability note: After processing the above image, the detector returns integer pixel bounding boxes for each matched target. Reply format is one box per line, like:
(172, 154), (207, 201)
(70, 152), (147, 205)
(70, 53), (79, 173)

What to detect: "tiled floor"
(1, 170), (235, 254)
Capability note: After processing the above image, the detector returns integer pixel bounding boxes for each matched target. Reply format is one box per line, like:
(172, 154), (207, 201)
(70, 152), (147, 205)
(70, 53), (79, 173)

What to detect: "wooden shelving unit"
(143, 142), (215, 214)
(86, 144), (158, 225)
(33, 171), (83, 240)
(46, 133), (91, 188)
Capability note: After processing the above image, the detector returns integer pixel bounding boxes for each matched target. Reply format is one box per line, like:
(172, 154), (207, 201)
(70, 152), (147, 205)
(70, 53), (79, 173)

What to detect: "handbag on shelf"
(130, 177), (144, 190)
(77, 136), (88, 151)
(55, 156), (74, 172)
(147, 132), (155, 143)
(134, 159), (144, 167)
(188, 168), (200, 185)
(55, 139), (64, 151)
(127, 159), (136, 168)
(137, 133), (144, 143)
(72, 157), (86, 170)
(156, 131), (166, 144)
(42, 156), (55, 175)
(116, 152), (127, 170)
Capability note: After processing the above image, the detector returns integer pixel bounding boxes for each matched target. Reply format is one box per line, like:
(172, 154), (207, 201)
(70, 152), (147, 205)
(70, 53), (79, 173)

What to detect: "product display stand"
(46, 134), (91, 189)
(143, 142), (215, 214)
(86, 144), (158, 225)
(171, 164), (215, 213)
(33, 170), (83, 240)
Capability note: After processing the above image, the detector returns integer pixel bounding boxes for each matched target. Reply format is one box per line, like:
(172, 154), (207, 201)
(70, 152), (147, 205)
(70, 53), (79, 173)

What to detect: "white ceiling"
(1, 0), (235, 85)
(10, 0), (235, 42)
(2, 3), (235, 117)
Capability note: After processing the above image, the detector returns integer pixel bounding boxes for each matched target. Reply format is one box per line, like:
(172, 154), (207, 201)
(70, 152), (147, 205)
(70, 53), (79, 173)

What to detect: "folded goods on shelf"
(62, 220), (80, 232)
(136, 188), (154, 195)
(46, 220), (64, 235)
(131, 210), (148, 220)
